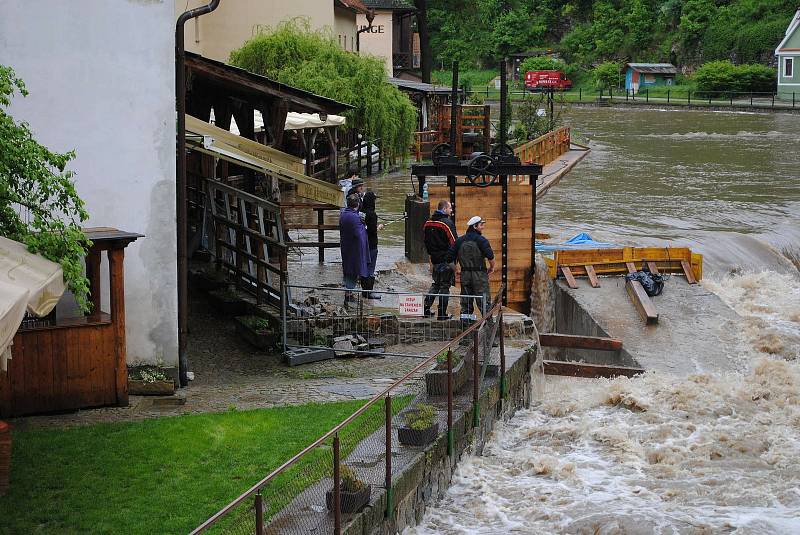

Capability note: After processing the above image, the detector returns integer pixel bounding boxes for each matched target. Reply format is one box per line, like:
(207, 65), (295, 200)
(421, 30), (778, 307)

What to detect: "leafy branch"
(0, 65), (92, 312)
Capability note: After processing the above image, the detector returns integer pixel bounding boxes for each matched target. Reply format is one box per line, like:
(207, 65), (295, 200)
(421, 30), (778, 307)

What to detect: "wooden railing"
(280, 202), (341, 263)
(514, 127), (571, 167)
(413, 130), (442, 161)
(207, 180), (287, 308)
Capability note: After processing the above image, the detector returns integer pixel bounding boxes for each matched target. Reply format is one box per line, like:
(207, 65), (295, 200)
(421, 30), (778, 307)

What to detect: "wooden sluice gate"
(420, 126), (589, 313)
(543, 246), (703, 325)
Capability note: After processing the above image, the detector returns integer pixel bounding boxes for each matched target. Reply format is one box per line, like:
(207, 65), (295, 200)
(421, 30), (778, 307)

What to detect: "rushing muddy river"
(401, 107), (800, 534)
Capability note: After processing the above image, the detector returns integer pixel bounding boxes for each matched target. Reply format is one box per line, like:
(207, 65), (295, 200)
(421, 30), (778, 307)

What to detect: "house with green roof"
(776, 8), (800, 100)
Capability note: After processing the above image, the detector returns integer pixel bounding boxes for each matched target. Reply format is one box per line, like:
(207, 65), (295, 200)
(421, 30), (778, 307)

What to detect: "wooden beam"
(681, 259), (697, 284)
(186, 54), (351, 114)
(560, 266), (578, 289)
(542, 360), (644, 379)
(585, 264), (600, 288)
(626, 277), (659, 324)
(539, 333), (622, 351)
(625, 262), (637, 274)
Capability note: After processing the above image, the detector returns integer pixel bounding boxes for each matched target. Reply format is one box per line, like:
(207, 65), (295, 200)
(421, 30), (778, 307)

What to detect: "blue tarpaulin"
(535, 232), (618, 252)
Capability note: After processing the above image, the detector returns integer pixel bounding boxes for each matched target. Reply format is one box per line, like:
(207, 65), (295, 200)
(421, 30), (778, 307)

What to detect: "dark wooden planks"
(625, 262), (658, 324)
(542, 360), (644, 379)
(560, 266), (579, 289)
(681, 260), (697, 284)
(585, 265), (600, 288)
(539, 333), (623, 351)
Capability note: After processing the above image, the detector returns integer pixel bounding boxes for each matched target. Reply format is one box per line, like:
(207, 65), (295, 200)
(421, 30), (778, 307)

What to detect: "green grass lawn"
(0, 399), (396, 535)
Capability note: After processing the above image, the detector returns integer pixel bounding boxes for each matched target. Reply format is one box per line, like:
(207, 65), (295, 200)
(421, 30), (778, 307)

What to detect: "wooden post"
(499, 309), (506, 399)
(108, 248), (128, 407)
(255, 491), (264, 535)
(85, 248), (102, 318)
(385, 393), (393, 518)
(318, 209), (325, 264)
(447, 349), (454, 457)
(472, 329), (479, 428)
(483, 104), (491, 152)
(333, 434), (341, 534)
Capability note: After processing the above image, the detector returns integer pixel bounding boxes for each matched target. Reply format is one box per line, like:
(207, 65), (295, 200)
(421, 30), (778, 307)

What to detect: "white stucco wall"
(357, 12), (394, 76)
(179, 0), (343, 62)
(0, 0), (178, 366)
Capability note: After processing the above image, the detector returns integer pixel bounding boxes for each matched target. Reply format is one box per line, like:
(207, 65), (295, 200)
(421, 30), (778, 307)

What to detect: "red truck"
(524, 70), (573, 91)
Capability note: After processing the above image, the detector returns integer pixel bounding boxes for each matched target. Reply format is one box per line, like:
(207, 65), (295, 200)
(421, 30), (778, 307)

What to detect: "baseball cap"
(467, 215), (484, 227)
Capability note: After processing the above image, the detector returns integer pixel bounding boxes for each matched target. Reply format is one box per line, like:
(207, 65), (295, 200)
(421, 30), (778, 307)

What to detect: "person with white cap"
(446, 215), (495, 317)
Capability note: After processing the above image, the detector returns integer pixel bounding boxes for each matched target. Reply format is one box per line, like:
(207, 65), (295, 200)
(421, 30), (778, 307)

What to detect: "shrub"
(435, 350), (460, 368)
(230, 19), (416, 157)
(404, 403), (437, 430)
(339, 465), (366, 492)
(693, 60), (776, 93)
(592, 62), (622, 90)
(519, 56), (564, 74)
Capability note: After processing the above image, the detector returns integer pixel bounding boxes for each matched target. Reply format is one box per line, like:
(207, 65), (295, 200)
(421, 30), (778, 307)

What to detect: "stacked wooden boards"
(543, 247), (702, 282)
(427, 182), (535, 313)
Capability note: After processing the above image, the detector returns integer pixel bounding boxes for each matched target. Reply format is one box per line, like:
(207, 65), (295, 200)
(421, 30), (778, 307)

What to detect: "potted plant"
(398, 403), (439, 447)
(0, 420), (10, 497)
(326, 465), (371, 514)
(234, 315), (277, 350)
(425, 350), (467, 396)
(128, 365), (175, 396)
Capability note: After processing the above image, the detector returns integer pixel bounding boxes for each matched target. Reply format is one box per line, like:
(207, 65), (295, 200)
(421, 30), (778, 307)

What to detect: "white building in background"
(179, 0), (366, 62)
(0, 1), (177, 366)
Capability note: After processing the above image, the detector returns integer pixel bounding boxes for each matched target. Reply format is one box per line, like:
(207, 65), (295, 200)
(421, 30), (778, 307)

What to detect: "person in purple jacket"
(339, 193), (369, 305)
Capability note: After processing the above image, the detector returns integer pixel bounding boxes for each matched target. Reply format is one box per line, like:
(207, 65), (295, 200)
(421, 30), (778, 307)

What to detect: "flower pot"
(234, 316), (276, 350)
(128, 379), (175, 396)
(425, 358), (466, 396)
(0, 421), (11, 497)
(398, 422), (439, 447)
(325, 484), (371, 514)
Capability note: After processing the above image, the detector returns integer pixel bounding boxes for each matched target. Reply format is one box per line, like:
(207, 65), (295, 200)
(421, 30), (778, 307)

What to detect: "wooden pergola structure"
(184, 52), (353, 185)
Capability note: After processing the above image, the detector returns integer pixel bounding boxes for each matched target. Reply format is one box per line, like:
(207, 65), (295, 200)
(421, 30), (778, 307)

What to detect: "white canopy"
(283, 112), (346, 131)
(225, 110), (346, 136)
(0, 237), (65, 370)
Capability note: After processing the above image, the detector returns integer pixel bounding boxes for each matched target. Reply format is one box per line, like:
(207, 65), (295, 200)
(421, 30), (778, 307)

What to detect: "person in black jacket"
(423, 200), (458, 319)
(360, 191), (383, 299)
(446, 216), (495, 317)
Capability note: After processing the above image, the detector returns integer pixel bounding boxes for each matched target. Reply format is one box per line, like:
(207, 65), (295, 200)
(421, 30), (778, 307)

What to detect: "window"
(785, 57), (794, 78)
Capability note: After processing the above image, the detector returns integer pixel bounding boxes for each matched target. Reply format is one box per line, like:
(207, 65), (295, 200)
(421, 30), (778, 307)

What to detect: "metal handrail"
(191, 285), (505, 534)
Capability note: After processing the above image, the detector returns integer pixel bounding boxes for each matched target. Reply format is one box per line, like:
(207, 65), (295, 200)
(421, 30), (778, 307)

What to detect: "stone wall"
(340, 344), (537, 535)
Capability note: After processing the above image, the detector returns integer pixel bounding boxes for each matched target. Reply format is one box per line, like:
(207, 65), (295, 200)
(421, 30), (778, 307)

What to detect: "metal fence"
(191, 287), (506, 535)
(282, 285), (487, 358)
(462, 86), (798, 110)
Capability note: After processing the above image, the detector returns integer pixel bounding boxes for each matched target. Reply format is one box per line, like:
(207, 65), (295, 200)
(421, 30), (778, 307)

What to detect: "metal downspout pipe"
(176, 0), (221, 387)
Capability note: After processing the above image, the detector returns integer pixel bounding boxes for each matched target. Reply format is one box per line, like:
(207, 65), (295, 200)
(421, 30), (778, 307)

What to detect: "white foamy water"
(406, 273), (800, 534)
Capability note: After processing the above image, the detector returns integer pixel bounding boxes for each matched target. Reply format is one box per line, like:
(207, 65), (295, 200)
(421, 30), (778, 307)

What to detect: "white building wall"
(357, 12), (394, 76)
(179, 0), (339, 62)
(0, 0), (178, 366)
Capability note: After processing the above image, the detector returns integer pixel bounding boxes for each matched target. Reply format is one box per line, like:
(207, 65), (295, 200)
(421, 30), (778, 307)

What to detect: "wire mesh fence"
(192, 287), (507, 535)
(282, 285), (487, 358)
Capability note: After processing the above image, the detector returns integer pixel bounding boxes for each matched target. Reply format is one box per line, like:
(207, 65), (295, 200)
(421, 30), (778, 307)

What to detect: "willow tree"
(0, 65), (91, 311)
(230, 20), (417, 157)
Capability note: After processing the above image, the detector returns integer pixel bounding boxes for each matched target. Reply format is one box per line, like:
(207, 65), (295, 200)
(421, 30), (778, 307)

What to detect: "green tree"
(592, 61), (622, 89)
(0, 66), (91, 311)
(519, 56), (564, 74)
(229, 20), (416, 156)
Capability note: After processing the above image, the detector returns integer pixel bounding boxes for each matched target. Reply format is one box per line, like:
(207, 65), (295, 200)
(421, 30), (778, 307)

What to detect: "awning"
(186, 114), (344, 206)
(284, 112), (346, 131)
(226, 110), (346, 135)
(0, 237), (65, 370)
